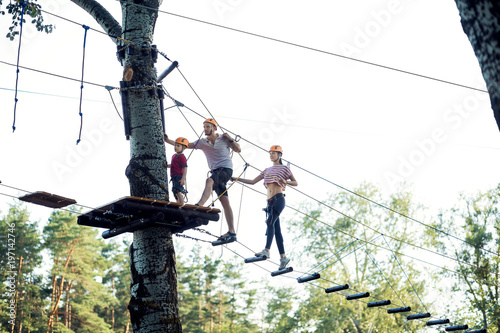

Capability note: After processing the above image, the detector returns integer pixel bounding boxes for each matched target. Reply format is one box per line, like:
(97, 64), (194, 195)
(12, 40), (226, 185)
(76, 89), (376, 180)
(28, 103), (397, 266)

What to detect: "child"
(168, 137), (189, 205)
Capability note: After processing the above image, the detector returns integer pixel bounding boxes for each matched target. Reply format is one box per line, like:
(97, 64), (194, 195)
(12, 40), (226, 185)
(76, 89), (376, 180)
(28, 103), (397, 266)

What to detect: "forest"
(1, 183), (499, 333)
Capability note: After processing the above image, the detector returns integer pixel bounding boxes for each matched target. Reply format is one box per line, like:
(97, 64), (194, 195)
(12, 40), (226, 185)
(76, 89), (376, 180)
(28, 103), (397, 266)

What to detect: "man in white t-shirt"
(164, 118), (241, 240)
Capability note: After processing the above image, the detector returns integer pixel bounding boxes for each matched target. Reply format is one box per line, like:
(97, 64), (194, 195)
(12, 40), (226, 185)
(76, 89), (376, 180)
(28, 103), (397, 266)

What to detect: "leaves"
(2, 0), (54, 41)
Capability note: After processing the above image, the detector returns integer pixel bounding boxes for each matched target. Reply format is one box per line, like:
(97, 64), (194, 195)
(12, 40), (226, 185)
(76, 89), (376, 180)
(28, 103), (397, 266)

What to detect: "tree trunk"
(454, 0), (500, 132)
(118, 0), (180, 331)
(68, 0), (181, 330)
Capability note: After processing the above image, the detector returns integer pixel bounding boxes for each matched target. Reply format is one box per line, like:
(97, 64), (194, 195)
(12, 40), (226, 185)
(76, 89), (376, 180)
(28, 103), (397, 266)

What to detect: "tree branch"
(70, 0), (122, 45)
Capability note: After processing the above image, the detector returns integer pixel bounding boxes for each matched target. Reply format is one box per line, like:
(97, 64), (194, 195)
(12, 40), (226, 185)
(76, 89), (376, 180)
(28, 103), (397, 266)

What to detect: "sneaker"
(279, 257), (290, 270)
(218, 232), (236, 240)
(255, 249), (270, 258)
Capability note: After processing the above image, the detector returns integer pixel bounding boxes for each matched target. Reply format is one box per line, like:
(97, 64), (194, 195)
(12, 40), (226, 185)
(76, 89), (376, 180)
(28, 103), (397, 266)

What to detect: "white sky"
(1, 0), (500, 328)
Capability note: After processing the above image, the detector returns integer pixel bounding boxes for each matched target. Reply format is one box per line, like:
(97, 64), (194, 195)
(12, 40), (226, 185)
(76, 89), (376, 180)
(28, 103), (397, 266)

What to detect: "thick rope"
(77, 25), (90, 144)
(12, 1), (26, 132)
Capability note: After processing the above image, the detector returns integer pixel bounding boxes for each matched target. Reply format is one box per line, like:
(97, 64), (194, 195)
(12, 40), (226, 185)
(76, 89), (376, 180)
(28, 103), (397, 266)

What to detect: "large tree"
(430, 184), (500, 332)
(2, 0), (178, 331)
(43, 210), (115, 333)
(455, 0), (500, 132)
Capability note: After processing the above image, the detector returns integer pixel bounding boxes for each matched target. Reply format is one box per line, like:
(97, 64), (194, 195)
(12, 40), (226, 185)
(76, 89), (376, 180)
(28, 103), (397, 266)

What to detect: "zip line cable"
(170, 102), (480, 271)
(114, 0), (488, 94)
(244, 163), (499, 278)
(213, 123), (500, 260)
(0, 61), (118, 89)
(175, 67), (223, 133)
(162, 73), (499, 286)
(36, 6), (132, 44)
(235, 181), (500, 289)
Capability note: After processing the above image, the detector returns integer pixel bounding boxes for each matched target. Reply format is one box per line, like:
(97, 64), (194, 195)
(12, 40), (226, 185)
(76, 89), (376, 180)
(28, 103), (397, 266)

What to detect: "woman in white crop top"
(232, 145), (297, 270)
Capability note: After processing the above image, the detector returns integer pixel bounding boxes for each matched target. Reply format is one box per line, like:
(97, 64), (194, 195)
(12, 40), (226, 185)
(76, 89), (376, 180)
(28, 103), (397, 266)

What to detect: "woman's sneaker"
(279, 257), (290, 270)
(255, 249), (270, 258)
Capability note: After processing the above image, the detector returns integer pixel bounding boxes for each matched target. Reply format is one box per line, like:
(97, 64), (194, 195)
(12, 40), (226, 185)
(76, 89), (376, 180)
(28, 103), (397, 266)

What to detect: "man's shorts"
(171, 175), (186, 200)
(210, 168), (233, 197)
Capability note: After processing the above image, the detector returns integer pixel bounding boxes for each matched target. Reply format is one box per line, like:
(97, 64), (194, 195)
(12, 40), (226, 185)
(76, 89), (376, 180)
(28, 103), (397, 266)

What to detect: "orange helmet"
(204, 118), (218, 128)
(175, 137), (189, 147)
(270, 145), (283, 153)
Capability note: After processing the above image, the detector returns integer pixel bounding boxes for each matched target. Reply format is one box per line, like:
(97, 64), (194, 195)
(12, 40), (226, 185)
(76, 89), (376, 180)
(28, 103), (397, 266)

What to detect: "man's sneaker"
(218, 232), (236, 241)
(279, 257), (290, 270)
(255, 249), (270, 258)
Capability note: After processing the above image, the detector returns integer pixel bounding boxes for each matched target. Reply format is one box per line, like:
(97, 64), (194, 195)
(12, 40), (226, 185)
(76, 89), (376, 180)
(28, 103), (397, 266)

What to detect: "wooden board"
(19, 191), (76, 209)
(80, 196), (220, 217)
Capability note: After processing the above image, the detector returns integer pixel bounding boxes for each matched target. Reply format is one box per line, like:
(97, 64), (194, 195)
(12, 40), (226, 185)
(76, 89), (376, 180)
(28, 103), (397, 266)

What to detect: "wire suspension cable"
(220, 128), (499, 259)
(119, 2), (489, 94)
(175, 67), (226, 133)
(0, 61), (117, 89)
(301, 238), (360, 277)
(246, 164), (476, 271)
(159, 88), (500, 280)
(363, 245), (407, 306)
(382, 235), (428, 313)
(236, 180), (500, 289)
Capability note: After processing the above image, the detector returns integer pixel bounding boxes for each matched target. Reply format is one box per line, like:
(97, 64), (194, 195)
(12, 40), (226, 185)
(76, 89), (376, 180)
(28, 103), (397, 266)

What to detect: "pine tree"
(176, 245), (259, 332)
(0, 202), (45, 333)
(101, 239), (133, 333)
(43, 210), (114, 333)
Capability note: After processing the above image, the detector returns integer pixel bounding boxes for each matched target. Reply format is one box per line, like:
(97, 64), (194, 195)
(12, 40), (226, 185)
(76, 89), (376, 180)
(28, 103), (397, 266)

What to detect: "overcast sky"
(1, 0), (500, 327)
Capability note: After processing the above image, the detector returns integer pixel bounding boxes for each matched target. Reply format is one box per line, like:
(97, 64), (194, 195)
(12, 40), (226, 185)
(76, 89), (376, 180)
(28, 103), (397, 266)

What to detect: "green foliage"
(288, 183), (429, 332)
(1, 0), (54, 40)
(43, 210), (115, 333)
(0, 181), (446, 332)
(432, 184), (500, 332)
(0, 201), (46, 332)
(176, 244), (260, 332)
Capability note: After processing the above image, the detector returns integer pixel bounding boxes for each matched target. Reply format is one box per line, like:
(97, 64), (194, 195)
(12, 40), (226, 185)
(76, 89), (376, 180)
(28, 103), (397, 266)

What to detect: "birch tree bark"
(454, 0), (500, 132)
(69, 0), (180, 331)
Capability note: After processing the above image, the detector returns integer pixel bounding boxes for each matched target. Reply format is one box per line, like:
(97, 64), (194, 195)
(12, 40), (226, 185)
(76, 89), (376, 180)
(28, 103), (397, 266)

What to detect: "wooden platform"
(18, 191), (77, 209)
(77, 196), (220, 239)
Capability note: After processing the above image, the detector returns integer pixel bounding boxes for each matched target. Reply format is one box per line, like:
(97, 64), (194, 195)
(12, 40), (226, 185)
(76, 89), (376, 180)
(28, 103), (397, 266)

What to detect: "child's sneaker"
(255, 249), (270, 258)
(279, 257), (290, 270)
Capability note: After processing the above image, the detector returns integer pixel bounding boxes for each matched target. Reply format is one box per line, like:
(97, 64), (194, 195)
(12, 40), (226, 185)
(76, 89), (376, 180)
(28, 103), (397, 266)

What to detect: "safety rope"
(77, 25), (90, 144)
(12, 1), (26, 133)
